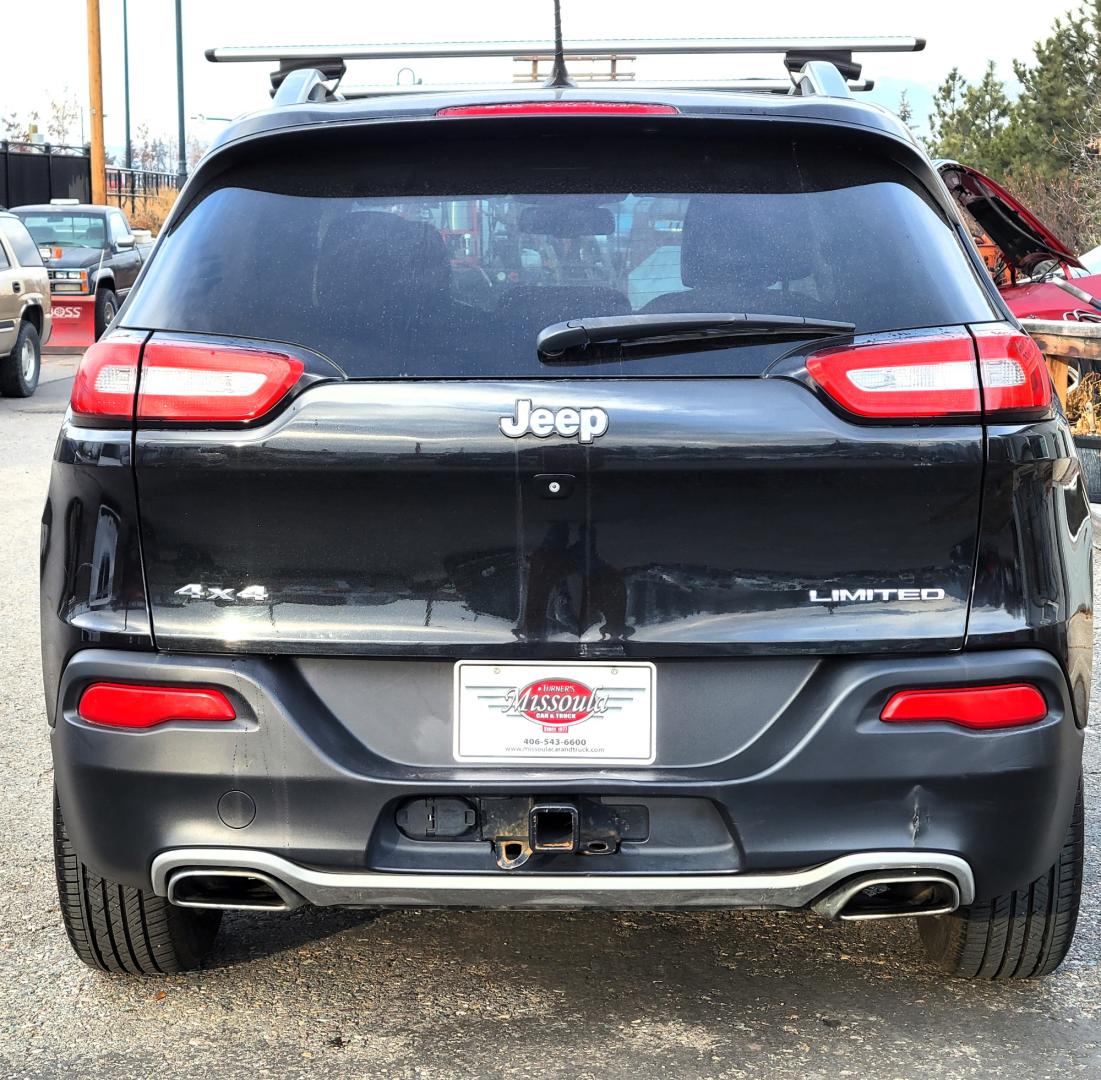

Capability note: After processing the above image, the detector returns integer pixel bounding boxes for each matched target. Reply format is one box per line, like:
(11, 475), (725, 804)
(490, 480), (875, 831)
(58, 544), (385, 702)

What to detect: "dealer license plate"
(453, 661), (656, 764)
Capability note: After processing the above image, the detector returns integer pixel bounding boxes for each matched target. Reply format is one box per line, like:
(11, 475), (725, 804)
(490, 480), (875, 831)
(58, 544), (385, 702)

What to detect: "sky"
(0, 0), (1086, 155)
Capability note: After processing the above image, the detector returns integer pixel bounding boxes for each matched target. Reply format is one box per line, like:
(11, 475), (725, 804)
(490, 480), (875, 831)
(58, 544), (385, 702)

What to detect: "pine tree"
(1005, 0), (1101, 175)
(928, 63), (1011, 174)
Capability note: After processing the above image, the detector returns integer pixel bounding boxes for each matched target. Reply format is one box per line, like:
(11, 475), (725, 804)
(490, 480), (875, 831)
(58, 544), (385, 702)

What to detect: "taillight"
(805, 332), (980, 418)
(436, 102), (679, 117)
(973, 328), (1052, 413)
(78, 683), (236, 729)
(138, 340), (304, 422)
(805, 327), (1053, 419)
(70, 338), (141, 420)
(71, 338), (305, 423)
(880, 684), (1047, 730)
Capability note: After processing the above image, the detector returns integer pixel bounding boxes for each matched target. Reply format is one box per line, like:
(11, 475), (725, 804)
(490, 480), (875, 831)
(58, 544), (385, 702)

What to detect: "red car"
(939, 161), (1101, 323)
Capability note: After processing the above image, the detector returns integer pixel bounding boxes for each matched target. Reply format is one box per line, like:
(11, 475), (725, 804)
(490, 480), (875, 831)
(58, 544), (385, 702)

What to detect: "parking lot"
(1, 355), (1100, 1079)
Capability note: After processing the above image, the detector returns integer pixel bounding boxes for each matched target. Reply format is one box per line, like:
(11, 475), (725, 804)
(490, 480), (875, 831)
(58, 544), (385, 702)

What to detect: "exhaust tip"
(814, 870), (961, 921)
(167, 868), (302, 911)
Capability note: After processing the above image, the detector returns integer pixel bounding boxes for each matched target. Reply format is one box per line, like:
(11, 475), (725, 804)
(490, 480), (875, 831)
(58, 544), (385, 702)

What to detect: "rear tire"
(0, 319), (40, 397)
(94, 288), (117, 340)
(53, 791), (222, 973)
(918, 780), (1083, 978)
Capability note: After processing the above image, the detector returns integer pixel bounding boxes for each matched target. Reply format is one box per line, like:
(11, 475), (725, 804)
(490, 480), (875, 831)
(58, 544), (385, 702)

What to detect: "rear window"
(123, 129), (996, 376)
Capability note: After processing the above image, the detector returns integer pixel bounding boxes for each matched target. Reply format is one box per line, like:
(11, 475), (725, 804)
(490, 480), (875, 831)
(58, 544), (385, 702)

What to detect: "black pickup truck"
(10, 202), (153, 339)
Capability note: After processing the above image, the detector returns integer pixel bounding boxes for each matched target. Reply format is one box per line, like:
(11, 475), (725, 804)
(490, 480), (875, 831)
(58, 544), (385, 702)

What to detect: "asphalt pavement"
(2, 356), (1101, 1079)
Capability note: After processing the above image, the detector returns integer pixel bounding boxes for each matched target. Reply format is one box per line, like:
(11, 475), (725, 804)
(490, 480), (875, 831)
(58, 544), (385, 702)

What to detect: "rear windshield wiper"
(536, 313), (855, 362)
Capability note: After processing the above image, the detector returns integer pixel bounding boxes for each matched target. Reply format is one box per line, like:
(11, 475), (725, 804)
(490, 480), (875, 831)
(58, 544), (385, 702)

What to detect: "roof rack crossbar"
(205, 36), (925, 64)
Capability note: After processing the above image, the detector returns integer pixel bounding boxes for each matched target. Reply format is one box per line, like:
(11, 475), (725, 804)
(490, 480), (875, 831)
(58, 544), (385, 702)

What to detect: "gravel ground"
(2, 356), (1101, 1079)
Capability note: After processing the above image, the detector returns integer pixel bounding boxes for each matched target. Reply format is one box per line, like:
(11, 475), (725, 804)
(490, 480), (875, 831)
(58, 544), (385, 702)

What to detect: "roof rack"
(204, 37), (924, 107)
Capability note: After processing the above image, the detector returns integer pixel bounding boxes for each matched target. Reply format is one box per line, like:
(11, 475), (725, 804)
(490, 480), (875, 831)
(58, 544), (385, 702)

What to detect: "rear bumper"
(51, 647), (1084, 904)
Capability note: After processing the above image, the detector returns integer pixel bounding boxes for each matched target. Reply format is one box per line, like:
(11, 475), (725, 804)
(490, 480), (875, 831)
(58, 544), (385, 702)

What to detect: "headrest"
(321, 211), (451, 299)
(679, 195), (806, 288)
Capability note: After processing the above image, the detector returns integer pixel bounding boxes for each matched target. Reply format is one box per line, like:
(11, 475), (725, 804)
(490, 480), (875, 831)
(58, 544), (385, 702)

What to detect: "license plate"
(453, 661), (656, 764)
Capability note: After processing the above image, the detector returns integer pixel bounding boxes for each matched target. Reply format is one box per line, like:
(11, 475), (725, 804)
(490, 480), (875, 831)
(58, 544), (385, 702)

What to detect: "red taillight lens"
(805, 332), (980, 418)
(71, 339), (305, 423)
(805, 328), (1053, 420)
(137, 340), (304, 422)
(436, 102), (679, 117)
(70, 339), (142, 420)
(880, 684), (1047, 730)
(78, 683), (236, 729)
(974, 328), (1052, 413)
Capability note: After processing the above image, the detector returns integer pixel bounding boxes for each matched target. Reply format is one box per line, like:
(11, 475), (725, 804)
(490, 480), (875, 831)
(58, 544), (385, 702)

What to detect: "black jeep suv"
(43, 53), (1091, 978)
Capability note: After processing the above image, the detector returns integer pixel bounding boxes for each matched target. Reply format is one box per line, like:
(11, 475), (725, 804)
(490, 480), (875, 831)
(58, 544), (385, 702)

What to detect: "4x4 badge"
(499, 399), (609, 444)
(174, 584), (270, 603)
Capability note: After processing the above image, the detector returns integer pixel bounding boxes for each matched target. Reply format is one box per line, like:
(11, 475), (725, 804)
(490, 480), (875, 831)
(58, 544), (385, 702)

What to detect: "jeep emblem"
(499, 399), (609, 444)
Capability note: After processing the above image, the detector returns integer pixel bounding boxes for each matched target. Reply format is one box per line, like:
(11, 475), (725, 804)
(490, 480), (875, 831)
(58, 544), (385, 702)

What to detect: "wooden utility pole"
(86, 0), (106, 204)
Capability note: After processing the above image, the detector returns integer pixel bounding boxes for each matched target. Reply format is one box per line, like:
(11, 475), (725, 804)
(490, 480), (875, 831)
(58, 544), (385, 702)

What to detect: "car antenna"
(545, 0), (574, 88)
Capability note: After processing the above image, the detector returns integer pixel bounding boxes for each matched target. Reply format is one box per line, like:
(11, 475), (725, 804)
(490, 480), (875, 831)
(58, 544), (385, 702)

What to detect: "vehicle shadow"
(201, 904), (913, 980)
(209, 906), (386, 968)
(199, 902), (1090, 997)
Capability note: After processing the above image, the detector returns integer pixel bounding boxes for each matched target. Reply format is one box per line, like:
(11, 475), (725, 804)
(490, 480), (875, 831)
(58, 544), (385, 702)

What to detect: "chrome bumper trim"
(152, 849), (975, 911)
